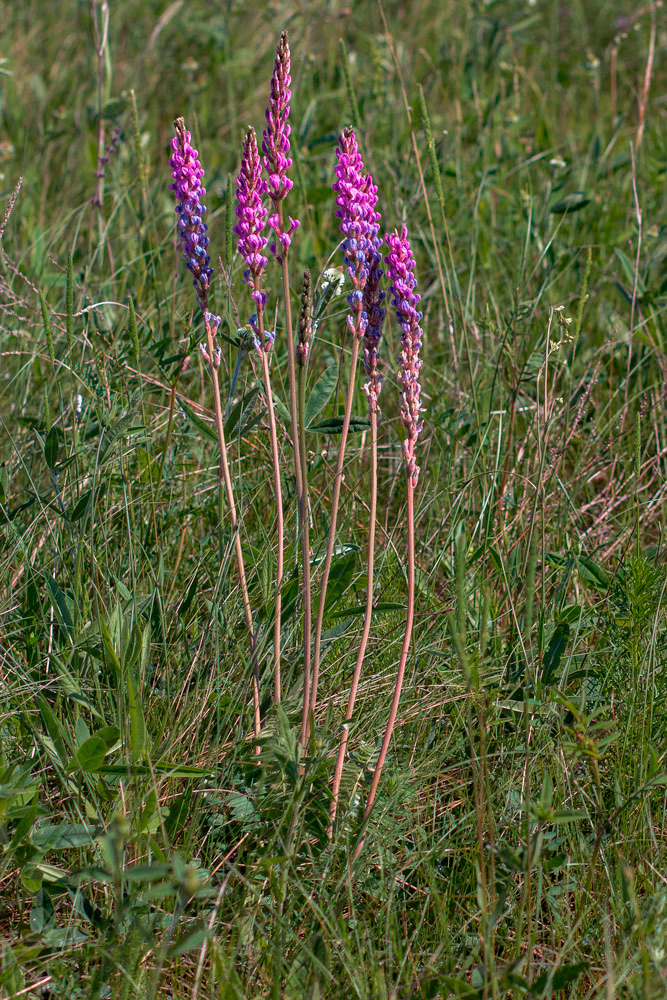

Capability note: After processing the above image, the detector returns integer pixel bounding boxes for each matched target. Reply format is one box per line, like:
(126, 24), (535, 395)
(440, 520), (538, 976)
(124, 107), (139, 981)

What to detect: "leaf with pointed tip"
(308, 415), (370, 434)
(305, 364), (338, 426)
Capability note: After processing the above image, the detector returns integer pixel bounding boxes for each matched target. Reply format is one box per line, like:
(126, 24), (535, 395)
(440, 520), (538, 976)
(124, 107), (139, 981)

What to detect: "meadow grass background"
(1, 0), (667, 996)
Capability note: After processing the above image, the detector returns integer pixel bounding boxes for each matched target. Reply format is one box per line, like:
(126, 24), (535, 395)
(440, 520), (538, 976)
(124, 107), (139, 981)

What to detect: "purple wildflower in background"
(332, 126), (375, 337)
(234, 127), (268, 310)
(385, 227), (425, 485)
(262, 30), (299, 260)
(169, 118), (213, 314)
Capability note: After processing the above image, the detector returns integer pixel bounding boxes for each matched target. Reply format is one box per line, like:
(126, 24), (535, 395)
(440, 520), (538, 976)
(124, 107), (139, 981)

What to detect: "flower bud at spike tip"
(262, 31), (300, 259)
(297, 270), (312, 366)
(234, 127), (268, 304)
(169, 118), (213, 314)
(385, 226), (425, 485)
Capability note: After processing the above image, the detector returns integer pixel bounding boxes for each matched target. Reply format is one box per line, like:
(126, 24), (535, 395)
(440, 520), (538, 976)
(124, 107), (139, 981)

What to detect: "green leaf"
(225, 386), (261, 437)
(178, 399), (217, 442)
(44, 427), (60, 468)
(68, 726), (119, 773)
(95, 762), (211, 777)
(271, 392), (291, 423)
(542, 622), (570, 686)
(67, 736), (106, 773)
(305, 364), (338, 426)
(165, 786), (193, 839)
(66, 489), (93, 522)
(44, 576), (74, 643)
(308, 415), (370, 434)
(168, 928), (210, 958)
(227, 791), (257, 823)
(99, 616), (121, 675)
(75, 717), (90, 747)
(30, 889), (55, 933)
(550, 192), (590, 214)
(31, 822), (98, 850)
(38, 697), (68, 764)
(328, 602), (405, 620)
(321, 618), (355, 641)
(614, 247), (646, 296)
(322, 551), (357, 613)
(127, 666), (147, 762)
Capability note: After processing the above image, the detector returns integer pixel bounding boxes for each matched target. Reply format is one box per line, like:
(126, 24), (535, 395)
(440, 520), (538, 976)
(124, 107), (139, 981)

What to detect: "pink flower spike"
(262, 30), (299, 252)
(385, 226), (425, 485)
(234, 126), (268, 307)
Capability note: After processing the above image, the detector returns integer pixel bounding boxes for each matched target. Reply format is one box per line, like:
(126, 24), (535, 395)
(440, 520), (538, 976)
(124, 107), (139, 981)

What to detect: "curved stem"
(256, 297), (284, 704)
(353, 475), (415, 860)
(329, 406), (377, 834)
(309, 334), (361, 726)
(297, 356), (312, 747)
(205, 320), (260, 743)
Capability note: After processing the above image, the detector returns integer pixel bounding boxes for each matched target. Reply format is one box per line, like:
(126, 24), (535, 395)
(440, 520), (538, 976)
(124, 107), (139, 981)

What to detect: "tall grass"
(1, 1), (666, 997)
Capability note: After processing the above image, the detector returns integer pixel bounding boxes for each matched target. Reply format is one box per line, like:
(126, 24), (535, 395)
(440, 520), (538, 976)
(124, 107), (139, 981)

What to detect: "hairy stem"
(310, 333), (361, 725)
(329, 406), (378, 833)
(277, 204), (303, 508)
(297, 355), (312, 747)
(205, 319), (260, 743)
(354, 474), (415, 860)
(256, 294), (284, 704)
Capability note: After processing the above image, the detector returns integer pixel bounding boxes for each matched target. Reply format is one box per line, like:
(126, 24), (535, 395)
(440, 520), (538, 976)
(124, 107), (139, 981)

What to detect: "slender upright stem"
(297, 358), (312, 747)
(329, 407), (378, 834)
(353, 475), (415, 860)
(277, 204), (303, 507)
(255, 292), (284, 703)
(310, 334), (361, 724)
(205, 320), (260, 743)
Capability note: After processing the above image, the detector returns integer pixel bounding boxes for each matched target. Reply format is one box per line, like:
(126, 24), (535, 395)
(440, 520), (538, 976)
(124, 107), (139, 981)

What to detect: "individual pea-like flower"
(262, 30), (299, 261)
(385, 226), (425, 485)
(332, 126), (376, 337)
(249, 314), (276, 356)
(234, 127), (269, 310)
(169, 117), (213, 313)
(198, 312), (222, 369)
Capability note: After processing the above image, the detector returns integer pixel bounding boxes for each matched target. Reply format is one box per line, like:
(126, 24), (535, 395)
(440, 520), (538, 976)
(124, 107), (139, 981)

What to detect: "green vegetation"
(1, 0), (666, 996)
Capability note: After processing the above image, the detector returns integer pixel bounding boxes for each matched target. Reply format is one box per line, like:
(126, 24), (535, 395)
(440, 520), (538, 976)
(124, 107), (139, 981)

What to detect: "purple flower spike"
(385, 227), (425, 485)
(361, 177), (385, 417)
(262, 30), (300, 260)
(234, 126), (268, 306)
(169, 117), (213, 313)
(332, 127), (376, 337)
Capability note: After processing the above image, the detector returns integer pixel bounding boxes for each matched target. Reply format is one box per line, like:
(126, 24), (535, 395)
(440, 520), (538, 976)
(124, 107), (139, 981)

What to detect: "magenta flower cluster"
(169, 118), (213, 314)
(168, 35), (425, 486)
(262, 30), (299, 261)
(361, 174), (385, 416)
(234, 127), (269, 310)
(332, 127), (378, 336)
(385, 227), (425, 485)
